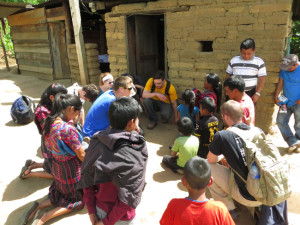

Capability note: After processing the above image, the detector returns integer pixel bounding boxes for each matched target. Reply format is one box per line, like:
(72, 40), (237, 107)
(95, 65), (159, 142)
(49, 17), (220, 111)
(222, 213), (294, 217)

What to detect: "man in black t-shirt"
(207, 100), (261, 218)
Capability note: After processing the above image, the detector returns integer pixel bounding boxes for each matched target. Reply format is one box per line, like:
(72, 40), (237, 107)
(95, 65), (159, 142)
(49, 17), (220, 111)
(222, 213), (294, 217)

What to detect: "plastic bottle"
(250, 162), (260, 179)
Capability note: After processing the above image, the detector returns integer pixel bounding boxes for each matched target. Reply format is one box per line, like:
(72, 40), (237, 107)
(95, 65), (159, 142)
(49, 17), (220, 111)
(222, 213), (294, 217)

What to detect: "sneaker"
(229, 209), (239, 220)
(147, 122), (157, 130)
(288, 143), (300, 153)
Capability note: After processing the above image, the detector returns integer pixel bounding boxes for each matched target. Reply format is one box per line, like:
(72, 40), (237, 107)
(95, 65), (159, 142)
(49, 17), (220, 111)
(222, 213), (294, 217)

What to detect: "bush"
(290, 21), (300, 58)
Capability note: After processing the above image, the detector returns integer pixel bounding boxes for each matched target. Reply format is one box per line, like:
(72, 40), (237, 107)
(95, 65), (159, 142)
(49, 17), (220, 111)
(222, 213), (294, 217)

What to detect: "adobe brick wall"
(104, 0), (294, 132)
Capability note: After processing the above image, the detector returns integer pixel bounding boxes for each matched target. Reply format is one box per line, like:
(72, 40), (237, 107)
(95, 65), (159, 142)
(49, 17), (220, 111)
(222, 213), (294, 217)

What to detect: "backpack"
(227, 126), (292, 206)
(10, 95), (35, 124)
(192, 88), (201, 108)
(151, 79), (171, 102)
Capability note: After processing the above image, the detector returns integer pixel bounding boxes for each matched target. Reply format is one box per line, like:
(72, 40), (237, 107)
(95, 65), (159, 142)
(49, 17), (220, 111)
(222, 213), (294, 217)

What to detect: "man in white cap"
(274, 54), (300, 153)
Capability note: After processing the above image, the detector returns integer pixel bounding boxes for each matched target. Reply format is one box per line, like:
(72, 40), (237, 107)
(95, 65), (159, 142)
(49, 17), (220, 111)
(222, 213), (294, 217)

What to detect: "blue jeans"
(276, 104), (300, 147)
(143, 98), (172, 123)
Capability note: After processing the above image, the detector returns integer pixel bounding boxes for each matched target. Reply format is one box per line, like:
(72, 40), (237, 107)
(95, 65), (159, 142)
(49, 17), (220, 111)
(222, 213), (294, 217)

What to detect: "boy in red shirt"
(160, 156), (235, 225)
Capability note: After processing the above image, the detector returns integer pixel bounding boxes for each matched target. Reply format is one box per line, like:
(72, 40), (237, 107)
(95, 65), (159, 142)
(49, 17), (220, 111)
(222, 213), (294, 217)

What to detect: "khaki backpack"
(227, 126), (292, 206)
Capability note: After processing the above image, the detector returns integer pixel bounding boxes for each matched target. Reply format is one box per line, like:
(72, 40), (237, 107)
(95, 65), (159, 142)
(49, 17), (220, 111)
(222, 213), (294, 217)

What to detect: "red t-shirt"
(238, 94), (255, 125)
(160, 198), (235, 225)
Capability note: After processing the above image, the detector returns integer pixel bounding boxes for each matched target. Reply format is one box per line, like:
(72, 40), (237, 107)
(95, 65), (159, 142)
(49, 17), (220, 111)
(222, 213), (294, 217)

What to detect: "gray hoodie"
(77, 128), (148, 209)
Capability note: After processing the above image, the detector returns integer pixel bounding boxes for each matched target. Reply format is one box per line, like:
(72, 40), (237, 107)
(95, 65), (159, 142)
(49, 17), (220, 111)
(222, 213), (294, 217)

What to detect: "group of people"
(17, 37), (299, 225)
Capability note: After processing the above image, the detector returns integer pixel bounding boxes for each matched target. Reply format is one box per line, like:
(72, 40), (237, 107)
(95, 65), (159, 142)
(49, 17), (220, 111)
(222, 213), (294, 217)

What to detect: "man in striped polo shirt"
(226, 38), (267, 103)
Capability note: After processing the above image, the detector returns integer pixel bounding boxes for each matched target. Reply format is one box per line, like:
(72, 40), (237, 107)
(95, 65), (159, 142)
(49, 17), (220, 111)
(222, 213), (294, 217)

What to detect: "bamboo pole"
(0, 21), (10, 71)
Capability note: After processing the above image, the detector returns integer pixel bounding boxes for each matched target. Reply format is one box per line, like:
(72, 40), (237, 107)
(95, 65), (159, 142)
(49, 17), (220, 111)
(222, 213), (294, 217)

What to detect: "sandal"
(25, 159), (36, 168)
(23, 201), (39, 225)
(31, 209), (46, 225)
(19, 166), (31, 179)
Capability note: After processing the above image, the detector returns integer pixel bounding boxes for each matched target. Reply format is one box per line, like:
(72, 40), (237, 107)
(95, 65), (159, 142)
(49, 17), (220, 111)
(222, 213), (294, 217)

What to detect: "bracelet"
(255, 92), (261, 96)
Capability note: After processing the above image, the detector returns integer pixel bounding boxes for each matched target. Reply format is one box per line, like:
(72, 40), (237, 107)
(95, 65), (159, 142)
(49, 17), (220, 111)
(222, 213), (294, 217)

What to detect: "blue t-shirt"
(82, 90), (116, 137)
(279, 64), (300, 107)
(177, 104), (200, 125)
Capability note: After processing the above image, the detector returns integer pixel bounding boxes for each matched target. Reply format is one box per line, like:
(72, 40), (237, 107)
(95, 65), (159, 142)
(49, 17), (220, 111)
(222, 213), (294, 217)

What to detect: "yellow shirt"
(144, 78), (178, 104)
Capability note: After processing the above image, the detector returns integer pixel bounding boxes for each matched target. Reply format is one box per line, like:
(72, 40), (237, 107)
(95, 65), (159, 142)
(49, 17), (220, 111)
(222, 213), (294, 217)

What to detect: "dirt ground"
(0, 66), (300, 225)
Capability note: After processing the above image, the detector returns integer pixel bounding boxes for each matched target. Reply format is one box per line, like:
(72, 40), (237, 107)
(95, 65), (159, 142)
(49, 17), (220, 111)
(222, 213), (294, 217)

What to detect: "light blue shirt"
(279, 64), (300, 107)
(177, 104), (200, 125)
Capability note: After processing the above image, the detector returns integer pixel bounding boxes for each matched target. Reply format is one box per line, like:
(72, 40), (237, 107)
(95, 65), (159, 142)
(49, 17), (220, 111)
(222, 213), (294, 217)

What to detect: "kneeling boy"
(160, 156), (234, 225)
(162, 117), (199, 173)
(78, 97), (148, 225)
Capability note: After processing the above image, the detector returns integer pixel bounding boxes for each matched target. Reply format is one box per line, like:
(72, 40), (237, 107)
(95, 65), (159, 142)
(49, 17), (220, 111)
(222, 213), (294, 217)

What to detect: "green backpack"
(227, 126), (292, 206)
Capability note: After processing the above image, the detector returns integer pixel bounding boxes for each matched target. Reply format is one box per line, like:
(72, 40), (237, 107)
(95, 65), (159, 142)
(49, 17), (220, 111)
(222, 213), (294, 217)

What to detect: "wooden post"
(0, 21), (10, 71)
(68, 0), (88, 85)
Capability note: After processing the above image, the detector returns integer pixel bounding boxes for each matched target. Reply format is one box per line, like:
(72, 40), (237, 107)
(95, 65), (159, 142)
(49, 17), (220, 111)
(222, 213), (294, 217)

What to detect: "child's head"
(199, 97), (215, 115)
(182, 89), (195, 116)
(183, 156), (211, 190)
(109, 97), (142, 131)
(205, 73), (222, 112)
(82, 84), (99, 103)
(40, 83), (68, 109)
(177, 117), (194, 136)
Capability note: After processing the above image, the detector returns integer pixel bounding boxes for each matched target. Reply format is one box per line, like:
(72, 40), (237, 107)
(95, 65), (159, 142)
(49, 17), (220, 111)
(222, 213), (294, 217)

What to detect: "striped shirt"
(226, 55), (267, 91)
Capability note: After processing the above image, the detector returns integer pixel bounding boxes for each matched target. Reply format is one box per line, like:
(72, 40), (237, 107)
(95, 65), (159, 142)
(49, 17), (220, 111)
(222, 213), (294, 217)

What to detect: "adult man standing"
(226, 38), (267, 103)
(82, 76), (136, 138)
(274, 54), (300, 152)
(142, 71), (178, 129)
(224, 76), (255, 126)
(207, 100), (261, 217)
(78, 97), (148, 225)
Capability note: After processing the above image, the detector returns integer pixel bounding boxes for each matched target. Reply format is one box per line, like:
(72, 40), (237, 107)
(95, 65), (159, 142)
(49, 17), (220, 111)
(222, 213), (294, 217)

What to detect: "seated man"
(78, 97), (147, 225)
(142, 71), (178, 130)
(224, 75), (255, 126)
(82, 76), (136, 138)
(207, 100), (261, 218)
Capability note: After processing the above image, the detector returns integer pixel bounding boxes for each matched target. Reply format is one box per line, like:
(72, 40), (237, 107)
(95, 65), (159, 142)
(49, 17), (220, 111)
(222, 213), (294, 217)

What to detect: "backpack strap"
(151, 79), (172, 103)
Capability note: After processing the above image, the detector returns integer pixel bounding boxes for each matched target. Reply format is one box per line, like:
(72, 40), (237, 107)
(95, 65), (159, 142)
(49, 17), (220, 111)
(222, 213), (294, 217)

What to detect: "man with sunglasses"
(82, 76), (136, 138)
(143, 71), (178, 130)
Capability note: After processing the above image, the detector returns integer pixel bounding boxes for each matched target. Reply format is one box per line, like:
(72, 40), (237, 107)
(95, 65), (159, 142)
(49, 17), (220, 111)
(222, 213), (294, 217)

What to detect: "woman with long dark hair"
(23, 93), (85, 225)
(19, 83), (67, 179)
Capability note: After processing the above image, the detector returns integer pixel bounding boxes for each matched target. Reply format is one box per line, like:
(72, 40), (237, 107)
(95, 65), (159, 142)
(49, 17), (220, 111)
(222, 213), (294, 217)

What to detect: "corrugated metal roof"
(0, 2), (29, 18)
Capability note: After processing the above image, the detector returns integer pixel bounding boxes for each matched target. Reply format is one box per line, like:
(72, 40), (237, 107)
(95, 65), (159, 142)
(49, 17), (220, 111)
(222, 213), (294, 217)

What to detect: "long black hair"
(182, 89), (196, 116)
(206, 73), (222, 112)
(43, 93), (82, 137)
(34, 83), (67, 134)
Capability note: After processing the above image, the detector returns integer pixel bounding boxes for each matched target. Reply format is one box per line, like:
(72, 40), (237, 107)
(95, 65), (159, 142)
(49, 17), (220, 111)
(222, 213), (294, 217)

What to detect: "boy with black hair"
(162, 117), (199, 173)
(194, 97), (219, 158)
(82, 84), (100, 103)
(78, 97), (148, 225)
(160, 156), (235, 225)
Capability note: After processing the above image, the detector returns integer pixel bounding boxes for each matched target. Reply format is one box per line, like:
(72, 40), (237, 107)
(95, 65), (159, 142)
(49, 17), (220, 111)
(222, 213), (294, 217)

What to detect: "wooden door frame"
(125, 13), (167, 78)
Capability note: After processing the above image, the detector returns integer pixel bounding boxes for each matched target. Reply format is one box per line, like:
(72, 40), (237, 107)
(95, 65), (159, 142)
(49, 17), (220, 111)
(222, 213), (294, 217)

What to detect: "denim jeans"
(143, 98), (172, 123)
(276, 104), (300, 147)
(96, 206), (136, 225)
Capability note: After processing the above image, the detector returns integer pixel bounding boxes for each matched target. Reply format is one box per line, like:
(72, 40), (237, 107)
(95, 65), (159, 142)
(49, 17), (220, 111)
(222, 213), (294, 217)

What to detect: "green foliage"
(0, 19), (14, 56)
(290, 21), (300, 58)
(1, 0), (47, 4)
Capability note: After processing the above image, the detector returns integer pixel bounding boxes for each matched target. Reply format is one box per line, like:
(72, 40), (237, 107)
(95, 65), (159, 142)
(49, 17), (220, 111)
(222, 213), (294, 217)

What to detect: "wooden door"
(48, 22), (70, 79)
(135, 15), (159, 84)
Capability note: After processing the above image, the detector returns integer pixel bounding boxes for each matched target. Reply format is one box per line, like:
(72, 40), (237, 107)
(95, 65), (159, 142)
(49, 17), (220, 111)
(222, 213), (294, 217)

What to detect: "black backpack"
(10, 95), (35, 124)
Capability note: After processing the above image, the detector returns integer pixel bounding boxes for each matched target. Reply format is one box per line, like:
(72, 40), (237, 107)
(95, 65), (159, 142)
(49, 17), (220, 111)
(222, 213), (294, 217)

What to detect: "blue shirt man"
(82, 76), (136, 138)
(274, 54), (300, 152)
